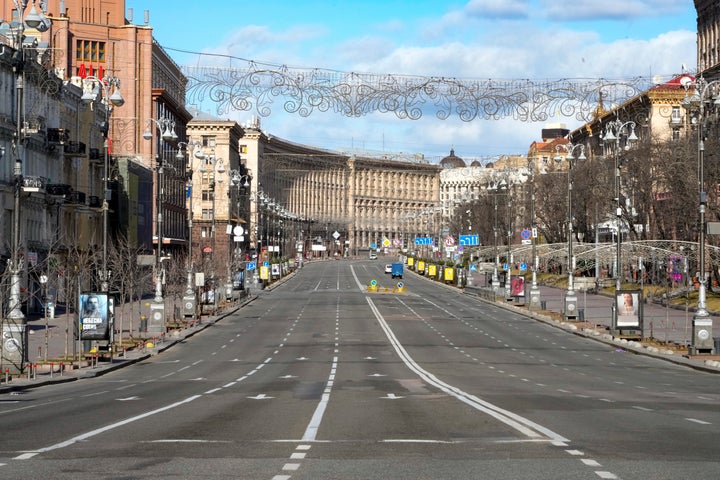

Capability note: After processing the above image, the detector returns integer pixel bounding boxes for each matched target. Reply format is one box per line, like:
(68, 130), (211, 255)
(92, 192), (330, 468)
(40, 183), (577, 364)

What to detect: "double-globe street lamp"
(554, 142), (586, 320)
(520, 161), (541, 310)
(81, 75), (125, 293)
(198, 155), (225, 311)
(176, 140), (203, 319)
(225, 171), (251, 299)
(601, 119), (638, 292)
(681, 76), (718, 354)
(143, 117), (178, 332)
(2, 0), (51, 374)
(486, 176), (509, 295)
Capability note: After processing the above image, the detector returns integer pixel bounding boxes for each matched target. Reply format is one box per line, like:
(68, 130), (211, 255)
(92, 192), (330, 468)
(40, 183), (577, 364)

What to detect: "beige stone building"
(185, 108), (246, 291)
(186, 113), (442, 264)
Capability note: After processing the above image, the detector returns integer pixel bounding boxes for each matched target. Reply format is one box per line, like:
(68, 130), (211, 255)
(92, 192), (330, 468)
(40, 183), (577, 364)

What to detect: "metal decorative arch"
(474, 240), (719, 276)
(182, 62), (655, 123)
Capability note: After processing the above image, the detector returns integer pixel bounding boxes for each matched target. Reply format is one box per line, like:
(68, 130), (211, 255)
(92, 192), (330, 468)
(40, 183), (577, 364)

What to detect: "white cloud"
(465, 0), (531, 19)
(183, 0), (696, 160)
(542, 0), (689, 20)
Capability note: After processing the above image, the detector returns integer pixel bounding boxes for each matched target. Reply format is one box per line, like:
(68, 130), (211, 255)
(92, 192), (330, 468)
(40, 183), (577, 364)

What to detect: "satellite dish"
(680, 75), (693, 87)
(652, 75), (663, 85)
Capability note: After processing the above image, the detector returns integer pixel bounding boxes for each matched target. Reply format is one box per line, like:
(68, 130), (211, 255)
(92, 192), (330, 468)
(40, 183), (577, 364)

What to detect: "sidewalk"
(464, 273), (720, 374)
(0, 293), (257, 394)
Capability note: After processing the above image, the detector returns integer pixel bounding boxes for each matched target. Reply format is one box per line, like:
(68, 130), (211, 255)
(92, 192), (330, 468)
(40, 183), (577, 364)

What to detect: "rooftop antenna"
(127, 8), (133, 23)
(144, 10), (149, 25)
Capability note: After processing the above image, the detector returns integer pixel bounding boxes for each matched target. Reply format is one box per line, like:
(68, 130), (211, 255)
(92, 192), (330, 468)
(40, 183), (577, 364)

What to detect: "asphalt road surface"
(0, 259), (719, 480)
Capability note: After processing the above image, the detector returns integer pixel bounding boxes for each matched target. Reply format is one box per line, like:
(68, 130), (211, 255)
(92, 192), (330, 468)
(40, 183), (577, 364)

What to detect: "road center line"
(367, 296), (568, 443)
(302, 356), (338, 441)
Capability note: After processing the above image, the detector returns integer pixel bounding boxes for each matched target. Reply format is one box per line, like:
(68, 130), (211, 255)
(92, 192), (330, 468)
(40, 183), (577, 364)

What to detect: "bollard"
(4, 369), (9, 383)
(59, 362), (64, 377)
(32, 364), (37, 380)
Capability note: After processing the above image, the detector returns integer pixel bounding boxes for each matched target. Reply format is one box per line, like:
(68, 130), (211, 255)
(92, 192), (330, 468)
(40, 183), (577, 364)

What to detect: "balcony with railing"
(66, 191), (86, 205)
(46, 183), (73, 196)
(47, 128), (70, 145)
(63, 141), (86, 157)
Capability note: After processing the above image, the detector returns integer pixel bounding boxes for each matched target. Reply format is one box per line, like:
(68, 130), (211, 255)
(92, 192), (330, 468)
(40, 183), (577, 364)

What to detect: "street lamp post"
(199, 156), (225, 311)
(81, 75), (125, 293)
(486, 177), (508, 296)
(555, 142), (587, 320)
(523, 162), (541, 310)
(681, 76), (718, 354)
(143, 118), (177, 333)
(225, 172), (251, 299)
(601, 119), (638, 293)
(2, 0), (51, 374)
(177, 141), (203, 320)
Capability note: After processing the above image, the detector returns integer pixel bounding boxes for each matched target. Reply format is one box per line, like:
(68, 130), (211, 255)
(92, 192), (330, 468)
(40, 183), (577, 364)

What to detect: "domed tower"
(439, 148), (466, 169)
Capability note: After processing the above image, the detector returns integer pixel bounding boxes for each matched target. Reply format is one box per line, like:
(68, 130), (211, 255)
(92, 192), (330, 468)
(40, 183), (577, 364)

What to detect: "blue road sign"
(414, 237), (433, 245)
(459, 234), (479, 246)
(246, 261), (257, 271)
(519, 263), (527, 271)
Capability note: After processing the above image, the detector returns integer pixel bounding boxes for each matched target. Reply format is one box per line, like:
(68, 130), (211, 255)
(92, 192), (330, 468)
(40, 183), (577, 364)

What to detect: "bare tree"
(107, 235), (152, 345)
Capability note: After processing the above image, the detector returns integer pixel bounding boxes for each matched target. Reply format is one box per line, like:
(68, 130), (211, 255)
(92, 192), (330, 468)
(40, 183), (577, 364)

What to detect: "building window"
(202, 208), (214, 220)
(202, 189), (214, 201)
(75, 40), (106, 63)
(202, 135), (216, 148)
(671, 106), (682, 124)
(240, 145), (248, 154)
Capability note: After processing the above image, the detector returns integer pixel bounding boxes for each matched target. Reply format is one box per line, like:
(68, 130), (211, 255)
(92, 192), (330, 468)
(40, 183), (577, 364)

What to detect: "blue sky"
(126, 0), (697, 161)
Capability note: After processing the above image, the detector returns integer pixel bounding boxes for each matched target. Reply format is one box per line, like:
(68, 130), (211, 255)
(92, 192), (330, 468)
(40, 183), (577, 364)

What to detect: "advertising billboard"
(79, 292), (110, 341)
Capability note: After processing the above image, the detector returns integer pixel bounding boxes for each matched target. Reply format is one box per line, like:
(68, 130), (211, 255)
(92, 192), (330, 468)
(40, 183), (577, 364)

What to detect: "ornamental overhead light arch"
(183, 62), (658, 123)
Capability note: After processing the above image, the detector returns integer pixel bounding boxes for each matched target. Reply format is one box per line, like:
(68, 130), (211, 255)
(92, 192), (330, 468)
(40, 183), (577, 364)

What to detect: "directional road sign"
(459, 234), (480, 246)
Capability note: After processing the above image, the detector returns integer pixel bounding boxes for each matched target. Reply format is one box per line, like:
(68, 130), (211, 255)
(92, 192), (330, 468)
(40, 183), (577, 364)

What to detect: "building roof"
(439, 148), (466, 169)
(187, 106), (225, 122)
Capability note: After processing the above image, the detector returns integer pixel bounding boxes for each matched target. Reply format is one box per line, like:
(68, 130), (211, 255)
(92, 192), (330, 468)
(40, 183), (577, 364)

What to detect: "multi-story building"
(695, 0), (720, 77)
(187, 111), (442, 261)
(185, 108), (246, 296)
(0, 2), (192, 368)
(9, 0), (194, 258)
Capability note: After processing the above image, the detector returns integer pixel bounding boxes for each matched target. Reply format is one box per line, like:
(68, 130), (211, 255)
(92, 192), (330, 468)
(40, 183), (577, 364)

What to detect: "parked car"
(384, 264), (393, 274)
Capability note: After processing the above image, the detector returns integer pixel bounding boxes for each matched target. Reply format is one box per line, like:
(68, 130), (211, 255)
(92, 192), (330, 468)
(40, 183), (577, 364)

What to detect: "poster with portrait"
(79, 292), (110, 341)
(510, 275), (525, 297)
(615, 290), (640, 328)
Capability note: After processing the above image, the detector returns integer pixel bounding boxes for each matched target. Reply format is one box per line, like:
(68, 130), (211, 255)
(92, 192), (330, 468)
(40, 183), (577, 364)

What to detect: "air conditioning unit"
(88, 196), (102, 208)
